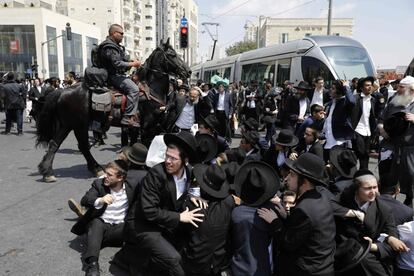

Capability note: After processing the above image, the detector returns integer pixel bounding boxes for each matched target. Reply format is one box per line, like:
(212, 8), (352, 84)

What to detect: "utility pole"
(327, 0), (332, 35)
(257, 15), (265, 48)
(201, 22), (219, 61)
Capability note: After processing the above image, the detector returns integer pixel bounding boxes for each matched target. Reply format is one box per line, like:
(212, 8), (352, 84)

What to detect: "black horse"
(36, 39), (190, 182)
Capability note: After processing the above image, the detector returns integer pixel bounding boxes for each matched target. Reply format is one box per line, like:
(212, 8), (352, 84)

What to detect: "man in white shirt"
(71, 160), (137, 276)
(351, 76), (377, 169)
(308, 77), (330, 107)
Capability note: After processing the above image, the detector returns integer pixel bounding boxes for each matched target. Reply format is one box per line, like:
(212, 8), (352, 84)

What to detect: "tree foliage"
(225, 40), (257, 56)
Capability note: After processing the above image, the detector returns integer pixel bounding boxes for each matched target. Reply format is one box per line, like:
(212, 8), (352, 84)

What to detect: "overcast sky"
(194, 0), (413, 69)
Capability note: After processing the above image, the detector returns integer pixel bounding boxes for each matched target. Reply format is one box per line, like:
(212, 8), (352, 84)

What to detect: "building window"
(145, 4), (152, 8)
(281, 33), (288, 43)
(145, 15), (152, 19)
(305, 33), (311, 37)
(107, 9), (111, 12)
(145, 26), (152, 30)
(145, 37), (153, 41)
(86, 36), (98, 67)
(62, 31), (83, 75)
(334, 33), (340, 36)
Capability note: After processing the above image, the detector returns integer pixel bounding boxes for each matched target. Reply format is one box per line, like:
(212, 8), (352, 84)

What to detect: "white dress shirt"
(276, 151), (286, 167)
(323, 98), (348, 149)
(173, 169), (188, 199)
(175, 102), (195, 129)
(355, 94), (372, 137)
(299, 98), (307, 119)
(94, 183), (128, 225)
(397, 221), (414, 271)
(217, 92), (225, 111)
(247, 91), (256, 108)
(311, 88), (324, 106)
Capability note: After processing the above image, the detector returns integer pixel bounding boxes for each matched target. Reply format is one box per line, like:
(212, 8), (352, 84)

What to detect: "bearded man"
(381, 76), (414, 206)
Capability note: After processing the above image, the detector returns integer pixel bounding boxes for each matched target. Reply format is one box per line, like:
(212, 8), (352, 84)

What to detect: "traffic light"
(66, 23), (72, 41)
(31, 62), (38, 72)
(180, 26), (188, 48)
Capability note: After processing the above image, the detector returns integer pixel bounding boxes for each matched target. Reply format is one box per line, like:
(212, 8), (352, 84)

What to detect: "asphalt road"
(0, 113), (130, 276)
(0, 112), (385, 276)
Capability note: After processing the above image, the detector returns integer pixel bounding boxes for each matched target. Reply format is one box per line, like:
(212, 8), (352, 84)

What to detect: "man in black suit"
(351, 76), (378, 169)
(243, 80), (261, 122)
(212, 81), (233, 141)
(28, 78), (44, 121)
(307, 76), (331, 106)
(379, 173), (414, 226)
(290, 123), (324, 160)
(283, 81), (311, 131)
(322, 80), (356, 161)
(165, 87), (204, 133)
(71, 160), (136, 276)
(333, 170), (409, 276)
(125, 132), (205, 276)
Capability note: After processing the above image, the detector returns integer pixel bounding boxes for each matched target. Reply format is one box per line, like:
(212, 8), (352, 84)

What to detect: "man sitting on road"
(70, 160), (138, 276)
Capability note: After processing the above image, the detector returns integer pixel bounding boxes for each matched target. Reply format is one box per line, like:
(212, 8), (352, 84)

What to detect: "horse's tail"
(36, 92), (61, 148)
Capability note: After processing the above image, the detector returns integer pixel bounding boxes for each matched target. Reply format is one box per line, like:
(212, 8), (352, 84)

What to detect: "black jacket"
(307, 88), (331, 105)
(293, 140), (324, 160)
(183, 196), (235, 275)
(99, 37), (131, 75)
(71, 178), (137, 236)
(351, 94), (377, 136)
(283, 94), (310, 129)
(133, 163), (191, 236)
(164, 95), (203, 132)
(379, 194), (414, 226)
(2, 81), (26, 110)
(274, 188), (336, 276)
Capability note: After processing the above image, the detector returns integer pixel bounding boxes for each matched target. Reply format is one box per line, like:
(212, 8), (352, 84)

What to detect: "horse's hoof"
(43, 175), (57, 183)
(96, 170), (105, 177)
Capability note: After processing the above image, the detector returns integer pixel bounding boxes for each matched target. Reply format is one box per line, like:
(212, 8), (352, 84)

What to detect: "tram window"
(257, 61), (275, 85)
(241, 63), (259, 84)
(276, 58), (291, 87)
(223, 67), (231, 80)
(301, 56), (335, 87)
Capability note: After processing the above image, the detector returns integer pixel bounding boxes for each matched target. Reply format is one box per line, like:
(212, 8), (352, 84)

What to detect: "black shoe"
(1, 131), (10, 135)
(85, 261), (100, 276)
(16, 132), (23, 136)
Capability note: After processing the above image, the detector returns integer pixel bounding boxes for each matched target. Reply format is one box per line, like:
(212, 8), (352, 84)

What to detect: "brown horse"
(36, 39), (190, 182)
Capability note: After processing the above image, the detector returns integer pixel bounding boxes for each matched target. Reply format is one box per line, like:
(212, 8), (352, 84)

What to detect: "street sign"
(180, 17), (188, 27)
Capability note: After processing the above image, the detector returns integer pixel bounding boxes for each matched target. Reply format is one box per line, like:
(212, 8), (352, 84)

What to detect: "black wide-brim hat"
(199, 115), (220, 133)
(329, 145), (358, 179)
(164, 132), (198, 163)
(195, 134), (218, 163)
(384, 109), (409, 139)
(284, 153), (327, 186)
(272, 129), (299, 147)
(294, 80), (311, 90)
(335, 236), (371, 273)
(123, 143), (148, 166)
(242, 130), (260, 149)
(193, 164), (230, 199)
(234, 161), (280, 207)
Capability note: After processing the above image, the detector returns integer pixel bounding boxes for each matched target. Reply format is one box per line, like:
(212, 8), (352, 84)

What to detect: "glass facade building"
(46, 26), (59, 77)
(0, 25), (36, 79)
(62, 30), (83, 75)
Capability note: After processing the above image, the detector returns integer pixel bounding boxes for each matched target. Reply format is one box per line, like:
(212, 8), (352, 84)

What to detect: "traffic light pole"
(40, 34), (63, 78)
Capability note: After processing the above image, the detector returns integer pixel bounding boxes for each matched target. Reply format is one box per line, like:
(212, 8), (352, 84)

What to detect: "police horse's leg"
(73, 126), (105, 177)
(38, 127), (71, 182)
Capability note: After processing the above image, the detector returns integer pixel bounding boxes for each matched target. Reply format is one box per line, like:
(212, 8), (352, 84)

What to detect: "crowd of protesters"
(64, 73), (414, 276)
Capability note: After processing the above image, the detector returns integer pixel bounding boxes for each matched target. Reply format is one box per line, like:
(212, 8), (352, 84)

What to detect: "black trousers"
(85, 218), (124, 260)
(216, 110), (230, 140)
(352, 132), (371, 169)
(137, 232), (185, 276)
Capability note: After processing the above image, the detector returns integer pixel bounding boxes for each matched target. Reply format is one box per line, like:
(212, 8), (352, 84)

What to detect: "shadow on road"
(68, 236), (86, 254)
(53, 164), (93, 179)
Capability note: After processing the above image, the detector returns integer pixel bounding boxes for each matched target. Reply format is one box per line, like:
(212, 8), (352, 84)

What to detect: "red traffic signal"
(180, 27), (188, 48)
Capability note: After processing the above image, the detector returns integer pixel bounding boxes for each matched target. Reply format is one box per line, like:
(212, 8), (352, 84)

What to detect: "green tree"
(225, 40), (257, 56)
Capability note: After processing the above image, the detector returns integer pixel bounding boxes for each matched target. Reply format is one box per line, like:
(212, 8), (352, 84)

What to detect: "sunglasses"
(116, 31), (124, 35)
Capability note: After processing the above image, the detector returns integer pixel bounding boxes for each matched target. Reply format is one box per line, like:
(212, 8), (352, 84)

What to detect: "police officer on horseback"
(98, 24), (141, 127)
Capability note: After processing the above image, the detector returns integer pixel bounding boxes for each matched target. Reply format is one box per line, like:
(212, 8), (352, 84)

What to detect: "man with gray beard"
(381, 76), (414, 206)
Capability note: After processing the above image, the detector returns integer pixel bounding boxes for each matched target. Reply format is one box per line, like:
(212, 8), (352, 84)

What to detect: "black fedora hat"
(243, 118), (259, 131)
(294, 80), (311, 90)
(164, 132), (198, 163)
(123, 143), (148, 166)
(234, 161), (280, 207)
(242, 131), (260, 149)
(199, 115), (220, 134)
(193, 164), (230, 199)
(334, 236), (371, 273)
(195, 134), (218, 163)
(329, 145), (358, 179)
(284, 153), (327, 186)
(272, 129), (299, 147)
(221, 162), (240, 192)
(384, 107), (409, 139)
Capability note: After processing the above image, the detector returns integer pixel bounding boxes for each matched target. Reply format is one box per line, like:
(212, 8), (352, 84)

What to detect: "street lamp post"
(257, 15), (266, 48)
